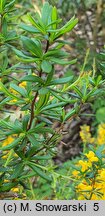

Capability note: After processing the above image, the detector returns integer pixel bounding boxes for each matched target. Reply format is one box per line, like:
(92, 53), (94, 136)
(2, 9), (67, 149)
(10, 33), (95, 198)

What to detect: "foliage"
(27, 123), (105, 200)
(71, 124), (105, 200)
(0, 0), (105, 200)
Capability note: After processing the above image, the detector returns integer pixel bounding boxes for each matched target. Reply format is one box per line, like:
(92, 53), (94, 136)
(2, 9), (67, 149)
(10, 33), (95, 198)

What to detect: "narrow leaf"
(20, 75), (44, 84)
(51, 58), (77, 65)
(28, 163), (52, 182)
(50, 76), (73, 85)
(41, 60), (52, 73)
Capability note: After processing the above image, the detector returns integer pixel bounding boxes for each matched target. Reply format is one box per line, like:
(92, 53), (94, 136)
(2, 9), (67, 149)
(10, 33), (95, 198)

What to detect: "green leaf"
(50, 58), (77, 65)
(36, 92), (50, 110)
(0, 97), (10, 106)
(12, 119), (23, 134)
(28, 14), (46, 34)
(20, 75), (44, 84)
(39, 127), (54, 133)
(18, 171), (36, 180)
(22, 115), (29, 131)
(41, 101), (67, 112)
(37, 116), (52, 125)
(100, 52), (105, 57)
(0, 167), (8, 172)
(5, 30), (18, 42)
(0, 182), (17, 192)
(27, 122), (45, 134)
(45, 68), (54, 85)
(73, 86), (83, 98)
(38, 111), (60, 121)
(47, 19), (62, 28)
(10, 83), (27, 97)
(13, 48), (36, 62)
(35, 12), (46, 28)
(41, 2), (52, 26)
(0, 119), (14, 129)
(100, 63), (105, 69)
(41, 60), (52, 73)
(28, 126), (53, 134)
(64, 108), (76, 121)
(54, 16), (78, 39)
(95, 150), (102, 159)
(50, 76), (73, 85)
(96, 107), (105, 123)
(20, 24), (40, 33)
(44, 49), (69, 58)
(21, 36), (42, 57)
(9, 163), (24, 179)
(2, 16), (7, 36)
(28, 162), (52, 182)
(38, 87), (49, 94)
(2, 56), (8, 71)
(0, 81), (20, 100)
(26, 146), (40, 157)
(32, 155), (52, 160)
(50, 90), (73, 102)
(5, 0), (15, 11)
(51, 6), (58, 29)
(27, 135), (41, 147)
(0, 0), (6, 12)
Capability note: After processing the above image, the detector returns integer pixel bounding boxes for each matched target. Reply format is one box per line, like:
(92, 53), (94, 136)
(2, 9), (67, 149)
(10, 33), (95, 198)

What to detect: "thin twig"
(45, 40), (50, 53)
(27, 38), (50, 130)
(27, 91), (38, 130)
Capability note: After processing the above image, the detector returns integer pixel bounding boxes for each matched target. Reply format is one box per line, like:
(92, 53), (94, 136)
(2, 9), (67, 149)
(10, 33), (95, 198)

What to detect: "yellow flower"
(79, 125), (94, 144)
(86, 185), (92, 191)
(4, 179), (10, 183)
(19, 81), (27, 88)
(90, 137), (95, 143)
(14, 153), (18, 157)
(78, 195), (85, 200)
(99, 170), (105, 181)
(77, 180), (92, 191)
(91, 157), (98, 162)
(78, 160), (90, 172)
(2, 154), (8, 159)
(91, 194), (99, 200)
(97, 123), (105, 145)
(77, 183), (85, 190)
(85, 151), (95, 158)
(101, 195), (105, 200)
(85, 151), (98, 162)
(10, 87), (18, 95)
(9, 99), (17, 103)
(11, 187), (19, 193)
(2, 136), (14, 147)
(72, 170), (79, 177)
(32, 72), (37, 76)
(77, 180), (105, 200)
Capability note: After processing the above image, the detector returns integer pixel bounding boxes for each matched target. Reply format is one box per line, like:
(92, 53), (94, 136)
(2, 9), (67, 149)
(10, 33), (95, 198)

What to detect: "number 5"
(93, 203), (99, 211)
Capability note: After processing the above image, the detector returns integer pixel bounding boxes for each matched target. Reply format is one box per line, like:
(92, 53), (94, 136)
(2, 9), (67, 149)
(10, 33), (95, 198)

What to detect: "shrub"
(0, 0), (105, 199)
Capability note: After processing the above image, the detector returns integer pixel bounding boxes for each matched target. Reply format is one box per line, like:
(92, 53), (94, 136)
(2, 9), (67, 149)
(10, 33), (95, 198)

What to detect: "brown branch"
(45, 39), (50, 53)
(27, 38), (50, 131)
(27, 91), (38, 130)
(0, 192), (18, 199)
